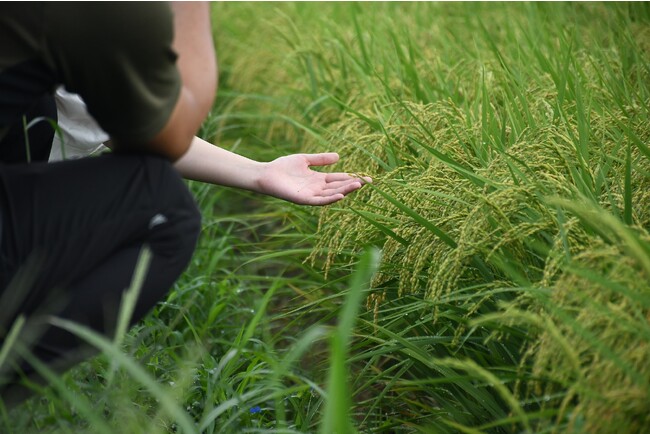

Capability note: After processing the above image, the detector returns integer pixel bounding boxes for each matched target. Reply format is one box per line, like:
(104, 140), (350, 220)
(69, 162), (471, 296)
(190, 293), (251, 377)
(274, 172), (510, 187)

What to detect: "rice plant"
(215, 2), (650, 431)
(3, 3), (650, 433)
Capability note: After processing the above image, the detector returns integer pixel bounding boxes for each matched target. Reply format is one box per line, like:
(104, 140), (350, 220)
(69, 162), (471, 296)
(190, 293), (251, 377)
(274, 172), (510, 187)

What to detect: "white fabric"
(49, 87), (110, 162)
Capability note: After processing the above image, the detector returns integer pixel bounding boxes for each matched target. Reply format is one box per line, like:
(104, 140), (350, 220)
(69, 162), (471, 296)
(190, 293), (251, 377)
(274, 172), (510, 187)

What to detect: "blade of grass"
(350, 208), (409, 246)
(114, 247), (152, 347)
(369, 183), (457, 248)
(320, 248), (380, 434)
(549, 197), (650, 275)
(624, 142), (633, 225)
(16, 346), (114, 434)
(49, 317), (197, 434)
(0, 316), (25, 392)
(408, 134), (498, 189)
(351, 4), (371, 74)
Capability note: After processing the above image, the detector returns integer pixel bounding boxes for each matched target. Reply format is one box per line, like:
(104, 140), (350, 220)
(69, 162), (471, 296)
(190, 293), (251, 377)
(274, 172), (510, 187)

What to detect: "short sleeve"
(44, 2), (181, 145)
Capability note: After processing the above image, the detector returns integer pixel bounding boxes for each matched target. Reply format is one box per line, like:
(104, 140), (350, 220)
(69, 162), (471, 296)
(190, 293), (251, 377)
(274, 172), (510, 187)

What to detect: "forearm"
(174, 136), (265, 191)
(174, 137), (370, 206)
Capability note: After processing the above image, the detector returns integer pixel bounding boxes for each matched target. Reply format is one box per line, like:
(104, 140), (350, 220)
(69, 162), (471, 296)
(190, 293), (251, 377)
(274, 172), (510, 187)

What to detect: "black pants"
(0, 96), (201, 403)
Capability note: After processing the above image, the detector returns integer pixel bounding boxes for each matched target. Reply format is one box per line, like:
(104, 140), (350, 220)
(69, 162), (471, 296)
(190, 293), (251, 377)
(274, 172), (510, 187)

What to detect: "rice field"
(2, 2), (650, 433)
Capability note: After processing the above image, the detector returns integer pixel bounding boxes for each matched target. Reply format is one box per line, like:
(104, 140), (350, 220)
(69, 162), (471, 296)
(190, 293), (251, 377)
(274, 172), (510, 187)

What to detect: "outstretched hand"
(257, 153), (370, 206)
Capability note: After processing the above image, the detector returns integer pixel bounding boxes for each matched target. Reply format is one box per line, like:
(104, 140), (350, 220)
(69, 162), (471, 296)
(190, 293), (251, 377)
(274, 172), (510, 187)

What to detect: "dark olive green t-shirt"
(0, 2), (181, 145)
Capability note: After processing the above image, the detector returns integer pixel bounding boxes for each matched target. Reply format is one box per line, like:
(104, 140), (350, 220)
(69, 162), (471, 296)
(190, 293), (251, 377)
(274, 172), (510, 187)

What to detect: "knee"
(142, 156), (202, 265)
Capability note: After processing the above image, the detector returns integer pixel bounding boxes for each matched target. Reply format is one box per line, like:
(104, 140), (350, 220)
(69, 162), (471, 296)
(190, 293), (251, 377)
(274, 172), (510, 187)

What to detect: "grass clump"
(528, 236), (650, 433)
(244, 2), (650, 431)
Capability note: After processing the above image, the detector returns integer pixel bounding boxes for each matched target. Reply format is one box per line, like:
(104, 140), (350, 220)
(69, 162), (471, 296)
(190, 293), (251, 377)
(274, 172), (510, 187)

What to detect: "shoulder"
(43, 2), (181, 144)
(44, 3), (174, 60)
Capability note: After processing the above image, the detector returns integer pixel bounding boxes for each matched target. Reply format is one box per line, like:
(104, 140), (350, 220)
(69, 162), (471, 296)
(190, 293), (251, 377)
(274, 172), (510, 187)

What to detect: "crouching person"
(0, 1), (216, 404)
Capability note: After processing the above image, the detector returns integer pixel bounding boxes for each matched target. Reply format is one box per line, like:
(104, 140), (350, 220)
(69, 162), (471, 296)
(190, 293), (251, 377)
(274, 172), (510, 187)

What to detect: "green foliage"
(321, 248), (379, 434)
(213, 2), (650, 432)
(3, 2), (650, 433)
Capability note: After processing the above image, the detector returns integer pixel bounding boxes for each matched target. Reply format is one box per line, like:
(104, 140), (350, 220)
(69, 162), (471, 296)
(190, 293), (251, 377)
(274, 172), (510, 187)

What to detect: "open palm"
(257, 153), (370, 206)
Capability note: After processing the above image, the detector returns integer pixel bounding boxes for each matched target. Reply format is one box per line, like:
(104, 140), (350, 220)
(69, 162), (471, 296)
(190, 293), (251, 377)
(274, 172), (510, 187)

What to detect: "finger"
(306, 179), (367, 206)
(349, 174), (372, 184)
(322, 181), (363, 196)
(303, 152), (340, 167)
(308, 193), (345, 206)
(324, 179), (361, 189)
(325, 172), (356, 182)
(324, 172), (372, 184)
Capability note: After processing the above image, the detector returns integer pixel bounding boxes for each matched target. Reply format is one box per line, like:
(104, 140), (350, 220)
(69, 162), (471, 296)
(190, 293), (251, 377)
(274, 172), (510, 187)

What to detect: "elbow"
(145, 56), (218, 162)
(146, 87), (207, 161)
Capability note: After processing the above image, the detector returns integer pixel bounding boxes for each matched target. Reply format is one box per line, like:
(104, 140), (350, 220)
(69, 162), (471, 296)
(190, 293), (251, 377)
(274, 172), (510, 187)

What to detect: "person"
(0, 2), (367, 404)
(48, 86), (367, 205)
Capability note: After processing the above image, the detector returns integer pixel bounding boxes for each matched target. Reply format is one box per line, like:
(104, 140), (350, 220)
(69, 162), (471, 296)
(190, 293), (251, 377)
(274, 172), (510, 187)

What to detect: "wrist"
(251, 161), (271, 194)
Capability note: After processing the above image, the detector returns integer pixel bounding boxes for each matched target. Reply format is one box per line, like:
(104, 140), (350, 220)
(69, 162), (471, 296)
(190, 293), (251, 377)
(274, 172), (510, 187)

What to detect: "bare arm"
(52, 3), (367, 205)
(175, 137), (370, 206)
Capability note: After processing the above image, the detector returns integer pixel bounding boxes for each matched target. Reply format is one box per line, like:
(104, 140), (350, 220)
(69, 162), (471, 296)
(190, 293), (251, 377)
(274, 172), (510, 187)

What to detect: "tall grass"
(212, 2), (650, 431)
(2, 3), (649, 433)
